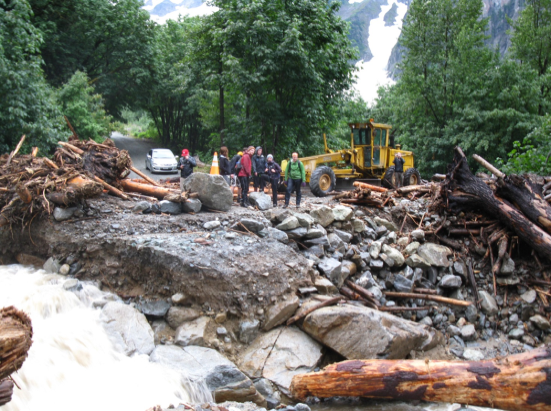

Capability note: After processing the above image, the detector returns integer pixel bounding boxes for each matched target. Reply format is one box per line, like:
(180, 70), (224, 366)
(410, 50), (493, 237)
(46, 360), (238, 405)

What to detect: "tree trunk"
(120, 179), (181, 200)
(443, 147), (551, 261)
(290, 347), (551, 411)
(0, 306), (33, 381)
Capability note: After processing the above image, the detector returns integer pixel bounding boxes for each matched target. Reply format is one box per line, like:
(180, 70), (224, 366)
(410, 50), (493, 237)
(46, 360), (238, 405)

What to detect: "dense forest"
(1, 0), (550, 176)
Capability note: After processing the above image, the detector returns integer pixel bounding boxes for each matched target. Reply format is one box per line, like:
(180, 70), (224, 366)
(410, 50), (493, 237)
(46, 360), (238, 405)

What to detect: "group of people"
(177, 146), (304, 209)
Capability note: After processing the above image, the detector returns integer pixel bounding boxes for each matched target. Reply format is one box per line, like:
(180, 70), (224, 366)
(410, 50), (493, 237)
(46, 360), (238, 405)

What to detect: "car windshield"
(152, 150), (174, 159)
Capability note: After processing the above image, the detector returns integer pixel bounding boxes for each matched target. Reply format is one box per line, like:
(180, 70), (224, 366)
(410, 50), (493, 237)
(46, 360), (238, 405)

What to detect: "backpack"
(230, 155), (242, 174)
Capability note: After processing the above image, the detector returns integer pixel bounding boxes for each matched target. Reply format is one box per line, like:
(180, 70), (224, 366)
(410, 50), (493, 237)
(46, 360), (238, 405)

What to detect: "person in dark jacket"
(252, 146), (267, 192)
(393, 152), (405, 188)
(219, 146), (231, 185)
(266, 154), (282, 207)
(178, 149), (196, 191)
(238, 146), (254, 207)
(284, 152), (306, 209)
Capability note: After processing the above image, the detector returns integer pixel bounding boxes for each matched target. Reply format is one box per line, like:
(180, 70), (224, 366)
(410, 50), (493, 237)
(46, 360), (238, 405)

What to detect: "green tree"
(0, 0), (64, 154)
(58, 71), (112, 142)
(509, 0), (551, 115)
(28, 0), (155, 114)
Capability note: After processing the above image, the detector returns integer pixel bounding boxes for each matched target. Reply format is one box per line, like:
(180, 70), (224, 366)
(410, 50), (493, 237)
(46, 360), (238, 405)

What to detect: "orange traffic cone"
(210, 152), (219, 175)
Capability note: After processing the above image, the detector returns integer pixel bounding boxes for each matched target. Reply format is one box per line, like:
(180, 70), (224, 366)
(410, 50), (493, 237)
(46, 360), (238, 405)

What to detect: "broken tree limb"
(5, 135), (25, 168)
(290, 347), (551, 411)
(119, 179), (181, 200)
(93, 176), (130, 201)
(0, 307), (33, 381)
(286, 296), (344, 326)
(473, 154), (506, 179)
(396, 184), (432, 195)
(130, 166), (160, 187)
(353, 181), (388, 192)
(58, 141), (84, 156)
(345, 280), (380, 306)
(445, 147), (551, 261)
(383, 291), (472, 307)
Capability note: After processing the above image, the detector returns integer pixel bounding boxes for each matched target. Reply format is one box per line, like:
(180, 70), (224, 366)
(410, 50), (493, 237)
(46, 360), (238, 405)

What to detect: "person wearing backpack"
(284, 152), (306, 209)
(266, 154), (282, 207)
(238, 146), (255, 208)
(219, 146), (232, 185)
(229, 150), (243, 203)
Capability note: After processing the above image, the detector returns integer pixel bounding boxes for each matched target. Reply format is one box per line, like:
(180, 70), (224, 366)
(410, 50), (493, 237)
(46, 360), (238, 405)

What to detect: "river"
(0, 265), (497, 411)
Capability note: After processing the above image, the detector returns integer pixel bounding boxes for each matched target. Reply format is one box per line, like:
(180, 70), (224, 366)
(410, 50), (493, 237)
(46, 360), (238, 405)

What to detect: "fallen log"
(396, 184), (432, 195)
(0, 306), (33, 381)
(120, 179), (181, 200)
(5, 135), (25, 168)
(130, 166), (160, 187)
(93, 176), (130, 201)
(290, 347), (551, 411)
(444, 147), (551, 261)
(353, 181), (388, 193)
(383, 291), (472, 307)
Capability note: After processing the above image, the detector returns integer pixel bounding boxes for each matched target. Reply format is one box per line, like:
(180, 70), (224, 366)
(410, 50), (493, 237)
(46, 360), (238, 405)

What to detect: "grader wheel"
(310, 166), (336, 197)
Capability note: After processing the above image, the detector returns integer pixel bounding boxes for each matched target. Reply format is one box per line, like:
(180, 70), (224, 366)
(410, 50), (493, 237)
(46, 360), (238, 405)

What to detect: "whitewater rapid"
(0, 265), (194, 411)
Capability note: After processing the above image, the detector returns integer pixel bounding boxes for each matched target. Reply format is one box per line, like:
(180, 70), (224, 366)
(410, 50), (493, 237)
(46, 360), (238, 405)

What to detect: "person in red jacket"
(238, 146), (254, 208)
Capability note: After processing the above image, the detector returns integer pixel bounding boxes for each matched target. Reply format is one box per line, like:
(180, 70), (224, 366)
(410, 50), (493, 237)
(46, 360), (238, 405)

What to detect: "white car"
(145, 148), (178, 173)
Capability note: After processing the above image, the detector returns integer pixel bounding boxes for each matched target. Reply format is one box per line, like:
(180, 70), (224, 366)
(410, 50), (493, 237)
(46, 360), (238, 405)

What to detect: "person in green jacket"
(284, 152), (306, 208)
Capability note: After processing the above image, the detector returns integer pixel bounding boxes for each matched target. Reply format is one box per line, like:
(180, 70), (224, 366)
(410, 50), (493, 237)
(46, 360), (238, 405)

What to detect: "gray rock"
(463, 348), (484, 361)
(382, 244), (405, 266)
(310, 206), (335, 227)
(419, 316), (433, 326)
(370, 259), (384, 269)
(447, 325), (461, 336)
(356, 272), (377, 289)
(135, 299), (171, 317)
(239, 319), (260, 344)
(530, 314), (551, 330)
(375, 226), (388, 237)
(150, 345), (263, 404)
(417, 243), (452, 267)
(249, 192), (273, 210)
(184, 173), (233, 212)
(204, 220), (221, 230)
(453, 260), (467, 277)
(43, 257), (61, 274)
(159, 200), (182, 215)
(521, 290), (537, 304)
(304, 227), (325, 239)
(62, 278), (81, 291)
(59, 263), (70, 276)
(182, 198), (202, 213)
(387, 231), (398, 244)
(237, 326), (323, 395)
(393, 274), (414, 292)
(367, 286), (383, 300)
(405, 254), (430, 269)
(174, 316), (211, 347)
(327, 233), (345, 250)
(499, 256), (515, 275)
(333, 229), (353, 243)
(53, 206), (77, 221)
(411, 229), (425, 241)
(100, 302), (155, 355)
(404, 241), (420, 255)
(465, 305), (478, 323)
(166, 306), (202, 329)
(374, 217), (399, 232)
(353, 219), (366, 233)
(240, 218), (265, 233)
(369, 241), (382, 259)
(216, 327), (228, 336)
(263, 294), (300, 331)
(295, 404), (311, 411)
(303, 236), (330, 247)
(438, 274), (462, 289)
(496, 275), (520, 286)
(295, 213), (315, 228)
(276, 216), (300, 231)
(332, 205), (353, 221)
(301, 304), (433, 359)
(286, 227), (308, 240)
(478, 291), (499, 316)
(318, 257), (341, 279)
(460, 324), (477, 341)
(314, 277), (338, 294)
(132, 201), (151, 213)
(171, 293), (187, 305)
(254, 378), (278, 400)
(508, 328), (525, 340)
(267, 227), (288, 244)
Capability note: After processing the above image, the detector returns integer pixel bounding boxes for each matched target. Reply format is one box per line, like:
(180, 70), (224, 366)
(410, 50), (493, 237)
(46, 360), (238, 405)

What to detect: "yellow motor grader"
(281, 120), (420, 197)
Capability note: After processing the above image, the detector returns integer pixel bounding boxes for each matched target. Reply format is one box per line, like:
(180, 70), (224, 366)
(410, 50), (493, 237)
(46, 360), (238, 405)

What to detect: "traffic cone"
(210, 152), (219, 175)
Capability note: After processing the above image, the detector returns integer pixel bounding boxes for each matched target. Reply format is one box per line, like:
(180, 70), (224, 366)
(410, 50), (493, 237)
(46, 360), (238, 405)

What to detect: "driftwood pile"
(0, 136), (192, 228)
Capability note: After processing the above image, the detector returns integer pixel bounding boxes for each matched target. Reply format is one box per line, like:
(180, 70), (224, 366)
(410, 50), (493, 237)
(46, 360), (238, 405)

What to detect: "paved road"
(111, 132), (179, 181)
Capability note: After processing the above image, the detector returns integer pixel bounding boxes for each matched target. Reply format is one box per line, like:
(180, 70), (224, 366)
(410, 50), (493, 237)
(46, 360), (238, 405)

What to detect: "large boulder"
(295, 213), (315, 228)
(175, 316), (211, 347)
(310, 206), (335, 227)
(100, 302), (155, 355)
(184, 173), (233, 212)
(237, 326), (323, 395)
(249, 192), (273, 210)
(263, 294), (300, 331)
(150, 345), (265, 405)
(417, 243), (452, 267)
(301, 304), (432, 359)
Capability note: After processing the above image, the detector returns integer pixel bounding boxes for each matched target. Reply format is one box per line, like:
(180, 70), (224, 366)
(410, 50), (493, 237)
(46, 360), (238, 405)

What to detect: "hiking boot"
(296, 205), (300, 209)
(240, 202), (247, 208)
(283, 204), (288, 209)
(273, 203), (277, 208)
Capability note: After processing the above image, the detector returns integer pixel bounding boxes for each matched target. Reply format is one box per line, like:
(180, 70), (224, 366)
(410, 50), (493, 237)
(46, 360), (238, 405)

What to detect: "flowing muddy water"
(0, 265), (205, 411)
(1, 265), (499, 411)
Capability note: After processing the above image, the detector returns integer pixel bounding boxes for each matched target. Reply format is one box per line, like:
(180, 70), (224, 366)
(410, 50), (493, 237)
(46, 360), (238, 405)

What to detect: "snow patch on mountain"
(354, 0), (407, 103)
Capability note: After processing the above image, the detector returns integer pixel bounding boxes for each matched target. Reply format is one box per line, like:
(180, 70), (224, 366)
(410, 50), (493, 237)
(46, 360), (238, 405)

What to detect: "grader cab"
(282, 120), (421, 197)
